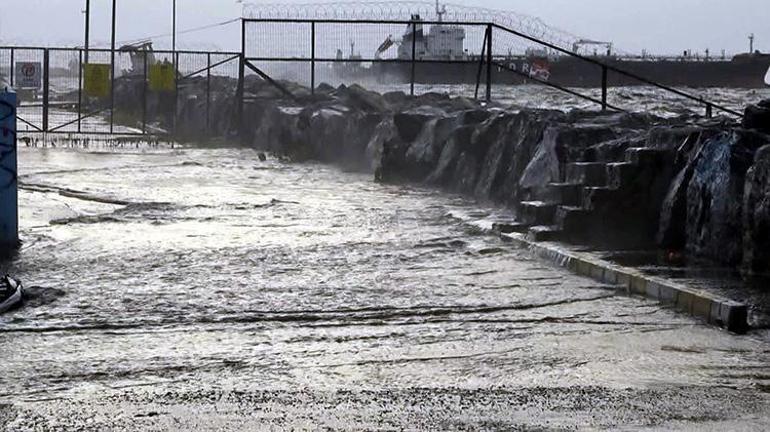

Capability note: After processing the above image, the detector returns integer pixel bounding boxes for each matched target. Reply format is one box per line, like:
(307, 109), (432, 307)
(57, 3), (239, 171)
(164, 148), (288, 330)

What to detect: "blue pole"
(0, 87), (18, 250)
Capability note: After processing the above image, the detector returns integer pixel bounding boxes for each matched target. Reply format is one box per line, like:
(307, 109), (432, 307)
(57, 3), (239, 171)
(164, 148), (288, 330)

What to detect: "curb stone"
(495, 231), (750, 334)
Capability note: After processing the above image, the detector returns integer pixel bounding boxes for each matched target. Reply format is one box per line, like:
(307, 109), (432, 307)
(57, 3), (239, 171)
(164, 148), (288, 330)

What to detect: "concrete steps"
(515, 147), (672, 246)
(566, 162), (608, 186)
(606, 162), (639, 190)
(582, 186), (619, 211)
(555, 206), (592, 233)
(519, 201), (557, 226)
(491, 221), (530, 234)
(625, 147), (669, 165)
(526, 225), (562, 242)
(547, 182), (583, 206)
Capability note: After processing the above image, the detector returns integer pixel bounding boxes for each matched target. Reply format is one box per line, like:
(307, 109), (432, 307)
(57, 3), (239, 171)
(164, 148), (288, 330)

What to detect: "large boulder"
(685, 131), (767, 264)
(518, 126), (562, 201)
(473, 113), (522, 200)
(488, 112), (551, 205)
(743, 145), (770, 276)
(306, 105), (354, 161)
(743, 99), (770, 133)
(377, 106), (447, 182)
(657, 132), (710, 249)
(424, 124), (476, 187)
(335, 84), (390, 113)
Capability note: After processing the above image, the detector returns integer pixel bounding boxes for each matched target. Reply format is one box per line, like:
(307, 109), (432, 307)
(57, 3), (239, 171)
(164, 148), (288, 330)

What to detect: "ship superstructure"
(322, 1), (770, 88)
(395, 8), (468, 61)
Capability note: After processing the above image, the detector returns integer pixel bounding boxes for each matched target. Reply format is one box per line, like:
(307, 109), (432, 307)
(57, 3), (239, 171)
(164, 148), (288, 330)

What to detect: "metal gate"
(0, 47), (241, 137)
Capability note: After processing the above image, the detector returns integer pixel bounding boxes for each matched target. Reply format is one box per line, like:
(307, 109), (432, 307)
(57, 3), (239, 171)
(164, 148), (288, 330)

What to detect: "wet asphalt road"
(1, 145), (769, 431)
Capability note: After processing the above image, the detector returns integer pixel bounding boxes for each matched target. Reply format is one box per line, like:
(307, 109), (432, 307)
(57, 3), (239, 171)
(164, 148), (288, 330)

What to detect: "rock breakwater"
(118, 77), (770, 278)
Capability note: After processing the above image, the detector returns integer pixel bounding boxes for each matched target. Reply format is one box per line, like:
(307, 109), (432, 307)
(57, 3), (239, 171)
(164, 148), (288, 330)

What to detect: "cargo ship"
(335, 8), (770, 89)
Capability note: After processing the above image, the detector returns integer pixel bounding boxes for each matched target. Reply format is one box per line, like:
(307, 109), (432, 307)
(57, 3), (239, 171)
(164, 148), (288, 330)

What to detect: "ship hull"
(361, 55), (770, 88)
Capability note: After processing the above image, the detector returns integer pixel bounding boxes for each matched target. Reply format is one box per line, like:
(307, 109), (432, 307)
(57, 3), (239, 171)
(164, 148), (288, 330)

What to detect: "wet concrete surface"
(1, 144), (769, 431)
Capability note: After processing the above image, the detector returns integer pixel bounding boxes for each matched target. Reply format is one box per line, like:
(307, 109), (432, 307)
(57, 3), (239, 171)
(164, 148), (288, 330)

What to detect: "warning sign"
(14, 62), (42, 89)
(83, 64), (111, 98)
(149, 62), (176, 92)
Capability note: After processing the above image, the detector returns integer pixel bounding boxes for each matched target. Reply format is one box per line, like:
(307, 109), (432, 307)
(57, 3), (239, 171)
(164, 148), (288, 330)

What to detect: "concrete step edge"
(493, 231), (750, 334)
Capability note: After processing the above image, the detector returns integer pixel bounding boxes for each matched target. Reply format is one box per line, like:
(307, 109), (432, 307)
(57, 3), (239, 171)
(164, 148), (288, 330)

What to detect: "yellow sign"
(83, 63), (111, 98)
(149, 63), (176, 92)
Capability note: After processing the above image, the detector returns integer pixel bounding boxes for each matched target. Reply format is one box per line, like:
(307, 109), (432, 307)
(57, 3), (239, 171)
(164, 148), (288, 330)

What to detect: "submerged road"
(1, 144), (769, 431)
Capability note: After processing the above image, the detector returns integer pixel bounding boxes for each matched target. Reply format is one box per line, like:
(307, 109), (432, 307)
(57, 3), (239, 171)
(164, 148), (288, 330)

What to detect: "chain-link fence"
(242, 19), (494, 99)
(0, 18), (745, 141)
(242, 18), (744, 117)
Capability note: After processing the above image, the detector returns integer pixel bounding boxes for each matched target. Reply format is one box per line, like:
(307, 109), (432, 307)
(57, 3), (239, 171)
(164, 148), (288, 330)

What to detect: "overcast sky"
(0, 0), (767, 55)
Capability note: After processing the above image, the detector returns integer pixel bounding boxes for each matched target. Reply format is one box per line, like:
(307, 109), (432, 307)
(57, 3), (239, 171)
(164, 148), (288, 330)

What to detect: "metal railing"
(490, 23), (744, 117)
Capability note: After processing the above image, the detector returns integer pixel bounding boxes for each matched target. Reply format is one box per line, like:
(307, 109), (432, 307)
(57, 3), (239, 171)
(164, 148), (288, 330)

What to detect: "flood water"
(1, 143), (770, 431)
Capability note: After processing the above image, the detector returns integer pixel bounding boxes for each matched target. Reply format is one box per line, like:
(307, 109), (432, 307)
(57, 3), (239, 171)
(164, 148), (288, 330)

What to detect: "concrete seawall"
(116, 78), (770, 331)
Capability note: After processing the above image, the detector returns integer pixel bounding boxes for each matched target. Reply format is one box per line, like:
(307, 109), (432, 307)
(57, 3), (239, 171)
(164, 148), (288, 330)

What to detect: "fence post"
(110, 49), (115, 134)
(142, 51), (148, 134)
(238, 20), (246, 142)
(173, 52), (179, 138)
(0, 88), (18, 250)
(411, 22), (417, 96)
(237, 56), (245, 142)
(110, 0), (116, 135)
(601, 65), (608, 111)
(42, 49), (50, 133)
(206, 52), (211, 136)
(9, 48), (13, 87)
(311, 22), (316, 96)
(474, 26), (488, 101)
(78, 49), (83, 133)
(486, 24), (492, 102)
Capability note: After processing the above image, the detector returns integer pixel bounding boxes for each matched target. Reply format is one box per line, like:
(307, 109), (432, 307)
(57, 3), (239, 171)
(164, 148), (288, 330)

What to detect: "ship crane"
(572, 39), (613, 56)
(375, 35), (396, 59)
